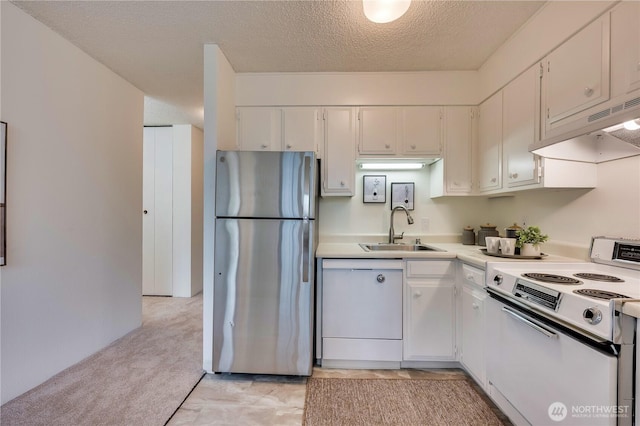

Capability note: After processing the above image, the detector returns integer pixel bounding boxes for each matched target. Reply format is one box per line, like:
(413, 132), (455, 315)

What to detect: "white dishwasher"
(321, 259), (403, 368)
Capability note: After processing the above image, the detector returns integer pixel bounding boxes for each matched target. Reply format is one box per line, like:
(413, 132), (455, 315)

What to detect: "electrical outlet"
(421, 217), (429, 232)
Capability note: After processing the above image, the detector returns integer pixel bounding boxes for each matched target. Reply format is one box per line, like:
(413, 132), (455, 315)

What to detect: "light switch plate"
(391, 182), (414, 210)
(363, 175), (386, 203)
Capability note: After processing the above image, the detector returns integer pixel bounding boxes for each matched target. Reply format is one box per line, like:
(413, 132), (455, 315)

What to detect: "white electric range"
(485, 236), (639, 426)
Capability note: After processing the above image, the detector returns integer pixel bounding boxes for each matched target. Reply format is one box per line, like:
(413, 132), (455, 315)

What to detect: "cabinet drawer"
(323, 259), (403, 270)
(406, 260), (454, 277)
(461, 263), (485, 288)
(323, 338), (402, 361)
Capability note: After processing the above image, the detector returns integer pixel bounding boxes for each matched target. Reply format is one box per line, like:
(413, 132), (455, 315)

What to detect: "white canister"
(500, 238), (517, 255)
(485, 237), (501, 254)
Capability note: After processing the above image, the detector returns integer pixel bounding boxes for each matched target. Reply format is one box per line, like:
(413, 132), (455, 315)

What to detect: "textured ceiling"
(11, 0), (545, 129)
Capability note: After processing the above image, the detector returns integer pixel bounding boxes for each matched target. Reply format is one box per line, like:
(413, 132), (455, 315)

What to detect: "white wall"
(319, 169), (490, 240)
(237, 71), (479, 106)
(190, 126), (204, 297)
(203, 45), (235, 372)
(487, 157), (640, 250)
(0, 2), (143, 404)
(172, 124), (204, 297)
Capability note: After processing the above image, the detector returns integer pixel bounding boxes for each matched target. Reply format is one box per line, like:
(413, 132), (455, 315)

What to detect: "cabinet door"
(237, 107), (281, 151)
(358, 107), (398, 155)
(401, 106), (442, 156)
(404, 280), (456, 361)
(611, 2), (640, 97)
(460, 285), (486, 386)
(322, 107), (356, 196)
(444, 106), (474, 193)
(282, 107), (323, 154)
(478, 92), (502, 192)
(503, 65), (541, 188)
(323, 269), (402, 339)
(543, 15), (610, 132)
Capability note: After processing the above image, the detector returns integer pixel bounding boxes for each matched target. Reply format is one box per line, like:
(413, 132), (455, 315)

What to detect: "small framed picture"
(391, 182), (414, 210)
(363, 175), (386, 203)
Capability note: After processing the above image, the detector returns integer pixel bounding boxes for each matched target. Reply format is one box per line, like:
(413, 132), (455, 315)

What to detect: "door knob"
(376, 274), (385, 283)
(143, 210), (148, 214)
(584, 87), (594, 97)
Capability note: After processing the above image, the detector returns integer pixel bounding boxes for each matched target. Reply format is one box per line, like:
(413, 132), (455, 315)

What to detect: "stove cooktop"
(512, 263), (640, 300)
(487, 261), (640, 341)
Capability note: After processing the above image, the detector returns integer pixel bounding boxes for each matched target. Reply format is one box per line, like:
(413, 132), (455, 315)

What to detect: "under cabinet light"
(359, 162), (425, 170)
(623, 119), (640, 131)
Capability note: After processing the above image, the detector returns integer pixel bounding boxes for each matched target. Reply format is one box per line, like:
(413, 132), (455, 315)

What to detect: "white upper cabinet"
(237, 107), (322, 154)
(358, 106), (442, 157)
(236, 107), (281, 151)
(282, 107), (323, 155)
(502, 65), (541, 188)
(429, 106), (475, 197)
(541, 14), (610, 138)
(610, 2), (640, 98)
(400, 106), (442, 156)
(322, 107), (356, 197)
(358, 107), (398, 155)
(477, 91), (503, 192)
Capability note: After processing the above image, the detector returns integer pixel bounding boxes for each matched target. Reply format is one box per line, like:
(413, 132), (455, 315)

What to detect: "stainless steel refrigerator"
(213, 150), (317, 376)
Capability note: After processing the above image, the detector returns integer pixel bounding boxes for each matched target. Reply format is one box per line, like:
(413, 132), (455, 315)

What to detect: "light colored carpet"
(1, 294), (204, 426)
(303, 377), (506, 426)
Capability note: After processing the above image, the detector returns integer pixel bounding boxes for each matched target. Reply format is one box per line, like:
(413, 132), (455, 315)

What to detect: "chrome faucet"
(388, 205), (414, 243)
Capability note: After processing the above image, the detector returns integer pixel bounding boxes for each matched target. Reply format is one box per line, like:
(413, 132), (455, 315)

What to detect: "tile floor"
(168, 367), (508, 425)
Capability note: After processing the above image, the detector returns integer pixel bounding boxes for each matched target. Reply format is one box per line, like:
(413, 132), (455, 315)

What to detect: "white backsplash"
(319, 156), (640, 253)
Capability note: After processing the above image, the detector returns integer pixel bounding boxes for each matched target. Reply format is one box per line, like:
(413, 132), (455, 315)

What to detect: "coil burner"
(573, 289), (630, 300)
(522, 273), (582, 285)
(573, 273), (624, 282)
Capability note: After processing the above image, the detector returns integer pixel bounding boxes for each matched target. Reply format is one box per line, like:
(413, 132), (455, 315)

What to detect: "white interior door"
(142, 127), (173, 296)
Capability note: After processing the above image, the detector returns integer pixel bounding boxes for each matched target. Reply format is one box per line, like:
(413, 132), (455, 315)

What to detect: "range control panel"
(590, 237), (640, 271)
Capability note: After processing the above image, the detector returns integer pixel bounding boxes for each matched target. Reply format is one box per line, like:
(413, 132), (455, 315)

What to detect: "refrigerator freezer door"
(215, 151), (316, 219)
(213, 218), (314, 375)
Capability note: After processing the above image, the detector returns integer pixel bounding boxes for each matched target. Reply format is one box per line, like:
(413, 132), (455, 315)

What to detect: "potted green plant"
(516, 226), (548, 256)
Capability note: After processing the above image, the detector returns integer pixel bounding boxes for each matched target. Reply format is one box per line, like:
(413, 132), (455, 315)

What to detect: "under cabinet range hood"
(530, 93), (640, 163)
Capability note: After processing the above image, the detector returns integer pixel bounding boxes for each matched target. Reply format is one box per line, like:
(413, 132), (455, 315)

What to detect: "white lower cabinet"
(321, 259), (403, 364)
(458, 263), (486, 387)
(320, 258), (490, 377)
(403, 260), (456, 361)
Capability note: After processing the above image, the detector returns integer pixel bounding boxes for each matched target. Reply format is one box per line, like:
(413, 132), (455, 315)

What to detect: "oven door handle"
(502, 306), (558, 339)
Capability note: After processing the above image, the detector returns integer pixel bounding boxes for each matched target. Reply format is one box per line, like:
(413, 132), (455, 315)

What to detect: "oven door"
(486, 291), (618, 426)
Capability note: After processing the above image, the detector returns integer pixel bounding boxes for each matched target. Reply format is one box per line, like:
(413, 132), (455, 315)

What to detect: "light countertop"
(316, 240), (583, 269)
(316, 238), (640, 319)
(620, 302), (640, 319)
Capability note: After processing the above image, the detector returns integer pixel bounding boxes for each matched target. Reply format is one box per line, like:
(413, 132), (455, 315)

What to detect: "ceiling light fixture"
(363, 0), (411, 23)
(622, 119), (640, 131)
(359, 162), (425, 170)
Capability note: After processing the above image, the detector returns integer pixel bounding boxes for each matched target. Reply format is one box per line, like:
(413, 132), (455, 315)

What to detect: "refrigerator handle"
(302, 220), (310, 283)
(303, 155), (310, 219)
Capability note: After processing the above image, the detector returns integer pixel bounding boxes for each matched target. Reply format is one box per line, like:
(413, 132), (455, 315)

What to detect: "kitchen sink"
(359, 243), (445, 252)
